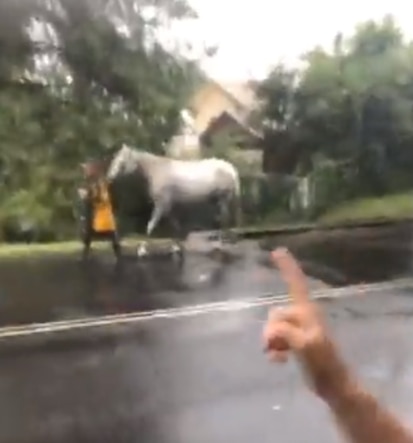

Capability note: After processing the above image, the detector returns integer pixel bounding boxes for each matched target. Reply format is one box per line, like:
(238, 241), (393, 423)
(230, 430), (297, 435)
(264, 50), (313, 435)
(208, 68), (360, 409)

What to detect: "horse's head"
(107, 144), (134, 182)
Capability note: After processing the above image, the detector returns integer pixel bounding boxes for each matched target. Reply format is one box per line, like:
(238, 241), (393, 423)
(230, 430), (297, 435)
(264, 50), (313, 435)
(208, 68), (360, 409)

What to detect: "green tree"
(256, 15), (413, 207)
(0, 0), (205, 240)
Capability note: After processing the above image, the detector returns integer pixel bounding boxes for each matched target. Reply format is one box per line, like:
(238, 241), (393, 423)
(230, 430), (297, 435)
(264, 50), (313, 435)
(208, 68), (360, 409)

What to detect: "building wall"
(189, 81), (244, 134)
(166, 134), (201, 159)
(168, 79), (258, 159)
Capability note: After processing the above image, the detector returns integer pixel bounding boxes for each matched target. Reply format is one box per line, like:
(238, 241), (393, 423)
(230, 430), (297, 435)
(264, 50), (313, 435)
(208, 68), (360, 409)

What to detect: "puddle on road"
(0, 222), (412, 328)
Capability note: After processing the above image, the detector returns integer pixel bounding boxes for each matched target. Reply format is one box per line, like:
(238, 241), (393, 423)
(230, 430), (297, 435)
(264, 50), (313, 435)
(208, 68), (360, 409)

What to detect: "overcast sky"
(172, 0), (413, 81)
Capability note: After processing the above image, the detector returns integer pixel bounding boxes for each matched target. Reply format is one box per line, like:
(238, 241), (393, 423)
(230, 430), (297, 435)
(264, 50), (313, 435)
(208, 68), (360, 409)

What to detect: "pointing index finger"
(271, 248), (310, 305)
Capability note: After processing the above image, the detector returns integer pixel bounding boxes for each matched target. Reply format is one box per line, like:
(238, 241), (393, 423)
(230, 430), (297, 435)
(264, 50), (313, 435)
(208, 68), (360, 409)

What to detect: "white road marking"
(0, 278), (412, 340)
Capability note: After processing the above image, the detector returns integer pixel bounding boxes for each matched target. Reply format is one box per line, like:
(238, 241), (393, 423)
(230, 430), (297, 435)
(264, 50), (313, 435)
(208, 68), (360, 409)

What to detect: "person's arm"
(263, 248), (413, 443)
(324, 362), (413, 443)
(80, 184), (94, 225)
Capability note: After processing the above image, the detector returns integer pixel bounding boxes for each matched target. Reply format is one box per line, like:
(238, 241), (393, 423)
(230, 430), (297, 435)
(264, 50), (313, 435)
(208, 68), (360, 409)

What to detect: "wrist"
(315, 349), (357, 408)
(306, 339), (354, 403)
(322, 369), (357, 406)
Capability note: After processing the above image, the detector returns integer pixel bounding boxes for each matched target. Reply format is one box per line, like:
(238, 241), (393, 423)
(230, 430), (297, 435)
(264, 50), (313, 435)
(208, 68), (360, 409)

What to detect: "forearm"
(322, 354), (413, 443)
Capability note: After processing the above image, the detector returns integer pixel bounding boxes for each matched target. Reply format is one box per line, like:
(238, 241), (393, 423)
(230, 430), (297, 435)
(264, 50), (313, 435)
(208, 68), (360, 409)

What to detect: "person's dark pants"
(81, 228), (121, 260)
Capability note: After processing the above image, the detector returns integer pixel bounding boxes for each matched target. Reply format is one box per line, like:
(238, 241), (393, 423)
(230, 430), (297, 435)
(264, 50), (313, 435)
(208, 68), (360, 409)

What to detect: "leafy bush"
(306, 157), (360, 218)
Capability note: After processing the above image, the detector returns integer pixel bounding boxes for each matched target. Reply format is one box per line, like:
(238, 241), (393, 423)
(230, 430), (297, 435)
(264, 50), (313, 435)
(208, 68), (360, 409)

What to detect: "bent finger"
(263, 320), (305, 353)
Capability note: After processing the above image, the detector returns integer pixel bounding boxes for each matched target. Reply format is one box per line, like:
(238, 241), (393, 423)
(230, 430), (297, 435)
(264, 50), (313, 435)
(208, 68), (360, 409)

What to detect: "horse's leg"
(233, 191), (243, 228)
(137, 202), (166, 257)
(170, 206), (190, 242)
(167, 208), (186, 266)
(221, 188), (241, 240)
(217, 195), (231, 243)
(146, 203), (165, 237)
(170, 215), (184, 243)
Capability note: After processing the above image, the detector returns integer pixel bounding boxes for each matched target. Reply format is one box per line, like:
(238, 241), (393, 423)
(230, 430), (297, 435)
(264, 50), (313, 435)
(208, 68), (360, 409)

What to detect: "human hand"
(262, 248), (350, 400)
(78, 188), (88, 199)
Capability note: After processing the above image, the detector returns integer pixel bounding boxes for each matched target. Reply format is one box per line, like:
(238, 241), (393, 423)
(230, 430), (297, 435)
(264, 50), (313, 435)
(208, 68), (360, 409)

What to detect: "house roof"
(182, 76), (260, 138)
(206, 79), (258, 113)
(200, 110), (262, 142)
(220, 82), (258, 110)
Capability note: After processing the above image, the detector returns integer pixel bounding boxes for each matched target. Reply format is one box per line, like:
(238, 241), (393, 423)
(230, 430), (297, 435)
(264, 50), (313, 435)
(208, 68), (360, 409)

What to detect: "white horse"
(107, 144), (242, 249)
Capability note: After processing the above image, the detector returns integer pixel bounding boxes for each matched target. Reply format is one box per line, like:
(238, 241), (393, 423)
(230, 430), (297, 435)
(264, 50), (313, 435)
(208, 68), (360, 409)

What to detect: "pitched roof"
(204, 79), (258, 113)
(184, 77), (260, 136)
(200, 110), (262, 141)
(219, 82), (258, 110)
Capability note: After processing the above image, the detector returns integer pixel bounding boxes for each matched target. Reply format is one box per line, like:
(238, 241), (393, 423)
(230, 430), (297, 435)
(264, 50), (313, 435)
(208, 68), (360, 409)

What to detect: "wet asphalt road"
(2, 284), (413, 443)
(0, 240), (328, 327)
(1, 235), (413, 443)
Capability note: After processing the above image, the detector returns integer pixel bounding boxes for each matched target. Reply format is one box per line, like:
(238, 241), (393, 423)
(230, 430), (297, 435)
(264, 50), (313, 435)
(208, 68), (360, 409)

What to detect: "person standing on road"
(264, 248), (413, 443)
(78, 159), (121, 261)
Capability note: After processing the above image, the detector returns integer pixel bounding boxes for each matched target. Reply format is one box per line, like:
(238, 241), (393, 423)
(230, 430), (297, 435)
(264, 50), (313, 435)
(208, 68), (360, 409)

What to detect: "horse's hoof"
(137, 242), (148, 257)
(171, 243), (182, 254)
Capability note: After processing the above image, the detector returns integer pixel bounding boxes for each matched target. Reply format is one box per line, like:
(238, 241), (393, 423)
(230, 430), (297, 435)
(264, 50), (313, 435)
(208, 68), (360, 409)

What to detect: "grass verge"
(1, 192), (412, 258)
(319, 192), (413, 224)
(0, 235), (169, 259)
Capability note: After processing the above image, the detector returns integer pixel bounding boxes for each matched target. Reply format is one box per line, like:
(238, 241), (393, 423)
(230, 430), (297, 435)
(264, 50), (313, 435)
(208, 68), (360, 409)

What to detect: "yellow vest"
(91, 181), (116, 232)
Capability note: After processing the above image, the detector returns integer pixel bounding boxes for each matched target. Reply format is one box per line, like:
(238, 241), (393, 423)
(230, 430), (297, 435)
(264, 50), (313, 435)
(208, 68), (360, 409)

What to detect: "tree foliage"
(256, 15), (413, 204)
(0, 0), (203, 240)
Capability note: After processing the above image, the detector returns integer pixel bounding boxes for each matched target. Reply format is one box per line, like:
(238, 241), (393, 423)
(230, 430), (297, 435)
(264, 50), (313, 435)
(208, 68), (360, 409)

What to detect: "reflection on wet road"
(2, 287), (413, 443)
(0, 224), (411, 329)
(1, 229), (413, 443)
(0, 240), (327, 328)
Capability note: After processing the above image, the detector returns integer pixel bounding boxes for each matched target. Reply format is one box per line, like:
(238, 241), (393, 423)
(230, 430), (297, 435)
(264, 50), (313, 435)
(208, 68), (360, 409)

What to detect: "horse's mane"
(121, 145), (153, 157)
(123, 146), (169, 166)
